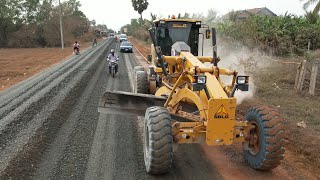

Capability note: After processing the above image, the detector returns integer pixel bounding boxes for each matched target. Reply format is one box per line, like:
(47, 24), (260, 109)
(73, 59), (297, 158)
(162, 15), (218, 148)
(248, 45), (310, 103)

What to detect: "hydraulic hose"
(148, 28), (168, 76)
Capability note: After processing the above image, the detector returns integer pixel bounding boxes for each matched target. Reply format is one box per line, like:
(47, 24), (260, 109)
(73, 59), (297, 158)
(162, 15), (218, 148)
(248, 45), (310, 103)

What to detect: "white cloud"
(78, 0), (306, 30)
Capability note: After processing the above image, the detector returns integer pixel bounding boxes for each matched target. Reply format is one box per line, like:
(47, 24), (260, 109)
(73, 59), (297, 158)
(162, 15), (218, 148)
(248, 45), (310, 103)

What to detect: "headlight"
(195, 75), (206, 84)
(192, 75), (207, 91)
(196, 21), (201, 25)
(160, 20), (165, 24)
(237, 76), (249, 84)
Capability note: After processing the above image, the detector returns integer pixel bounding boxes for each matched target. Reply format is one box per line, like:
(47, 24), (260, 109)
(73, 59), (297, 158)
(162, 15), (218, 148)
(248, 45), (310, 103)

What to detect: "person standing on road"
(107, 49), (119, 74)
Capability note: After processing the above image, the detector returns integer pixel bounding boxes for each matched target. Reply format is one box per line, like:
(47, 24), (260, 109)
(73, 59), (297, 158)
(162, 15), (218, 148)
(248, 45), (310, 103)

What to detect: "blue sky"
(79, 0), (309, 30)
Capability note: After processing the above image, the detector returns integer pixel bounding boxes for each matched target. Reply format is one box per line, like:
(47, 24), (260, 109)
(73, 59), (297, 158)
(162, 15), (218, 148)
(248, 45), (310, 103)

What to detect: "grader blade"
(98, 91), (166, 116)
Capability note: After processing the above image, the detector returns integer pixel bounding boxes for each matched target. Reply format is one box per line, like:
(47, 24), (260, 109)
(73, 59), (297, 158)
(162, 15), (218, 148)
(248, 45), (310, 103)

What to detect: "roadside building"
(221, 7), (277, 21)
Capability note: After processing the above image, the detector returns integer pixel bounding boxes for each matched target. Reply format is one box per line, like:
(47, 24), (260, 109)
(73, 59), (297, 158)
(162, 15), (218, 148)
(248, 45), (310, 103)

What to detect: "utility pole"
(59, 0), (64, 49)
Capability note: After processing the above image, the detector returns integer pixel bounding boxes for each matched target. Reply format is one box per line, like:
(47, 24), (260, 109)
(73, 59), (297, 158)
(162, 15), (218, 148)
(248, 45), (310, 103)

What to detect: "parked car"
(120, 42), (133, 53)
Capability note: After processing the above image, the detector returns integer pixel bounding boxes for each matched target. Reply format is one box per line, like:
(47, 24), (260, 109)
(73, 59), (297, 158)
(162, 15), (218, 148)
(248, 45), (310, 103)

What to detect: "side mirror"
(211, 28), (217, 46)
(205, 29), (211, 39)
(147, 54), (152, 62)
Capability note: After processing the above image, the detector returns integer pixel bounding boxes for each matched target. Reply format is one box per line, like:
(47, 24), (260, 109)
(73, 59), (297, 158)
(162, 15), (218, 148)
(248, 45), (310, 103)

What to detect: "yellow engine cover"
(206, 98), (236, 145)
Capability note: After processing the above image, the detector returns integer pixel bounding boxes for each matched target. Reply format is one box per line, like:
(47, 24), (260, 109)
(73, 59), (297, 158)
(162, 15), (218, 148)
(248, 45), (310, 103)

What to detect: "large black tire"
(134, 66), (144, 72)
(134, 71), (148, 93)
(112, 68), (115, 78)
(244, 106), (286, 170)
(132, 66), (145, 89)
(132, 66), (145, 78)
(144, 106), (173, 174)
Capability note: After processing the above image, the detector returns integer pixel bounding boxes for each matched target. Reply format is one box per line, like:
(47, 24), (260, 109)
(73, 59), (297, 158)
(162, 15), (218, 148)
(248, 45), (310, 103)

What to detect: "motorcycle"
(108, 59), (119, 78)
(92, 39), (98, 47)
(74, 47), (80, 55)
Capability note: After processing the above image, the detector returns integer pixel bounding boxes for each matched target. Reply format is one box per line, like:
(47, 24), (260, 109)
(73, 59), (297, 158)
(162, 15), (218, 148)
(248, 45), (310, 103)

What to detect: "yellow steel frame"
(152, 51), (250, 146)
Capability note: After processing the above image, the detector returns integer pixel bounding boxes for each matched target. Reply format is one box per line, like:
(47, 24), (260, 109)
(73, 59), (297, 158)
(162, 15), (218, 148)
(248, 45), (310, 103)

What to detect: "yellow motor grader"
(99, 17), (286, 174)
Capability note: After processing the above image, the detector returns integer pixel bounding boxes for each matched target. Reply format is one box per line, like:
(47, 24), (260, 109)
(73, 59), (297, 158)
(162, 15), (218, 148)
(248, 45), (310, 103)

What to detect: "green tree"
(0, 0), (24, 46)
(305, 10), (319, 23)
(204, 9), (217, 26)
(150, 12), (157, 21)
(91, 19), (96, 26)
(177, 13), (181, 19)
(301, 0), (320, 14)
(22, 0), (41, 23)
(182, 13), (190, 19)
(131, 0), (149, 24)
(192, 13), (204, 20)
(96, 24), (107, 31)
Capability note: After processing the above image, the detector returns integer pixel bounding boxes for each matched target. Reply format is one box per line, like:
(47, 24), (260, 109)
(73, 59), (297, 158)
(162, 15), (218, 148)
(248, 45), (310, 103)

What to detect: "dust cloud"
(199, 33), (271, 104)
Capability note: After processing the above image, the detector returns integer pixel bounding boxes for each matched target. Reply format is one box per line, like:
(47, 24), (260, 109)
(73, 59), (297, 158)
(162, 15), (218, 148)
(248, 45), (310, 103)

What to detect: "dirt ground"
(130, 36), (320, 179)
(0, 40), (99, 91)
(128, 37), (150, 58)
(1, 36), (319, 179)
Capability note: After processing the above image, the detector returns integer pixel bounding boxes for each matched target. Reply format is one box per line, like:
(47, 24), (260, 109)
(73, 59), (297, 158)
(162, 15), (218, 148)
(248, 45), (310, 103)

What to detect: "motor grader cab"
(153, 19), (201, 56)
(99, 18), (286, 174)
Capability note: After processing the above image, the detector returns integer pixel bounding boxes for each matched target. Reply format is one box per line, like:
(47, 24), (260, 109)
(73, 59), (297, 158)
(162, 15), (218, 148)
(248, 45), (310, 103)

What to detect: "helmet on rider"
(110, 49), (115, 55)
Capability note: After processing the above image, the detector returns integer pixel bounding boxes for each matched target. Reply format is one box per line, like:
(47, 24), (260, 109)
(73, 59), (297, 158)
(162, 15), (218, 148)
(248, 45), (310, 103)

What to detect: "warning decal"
(214, 105), (229, 119)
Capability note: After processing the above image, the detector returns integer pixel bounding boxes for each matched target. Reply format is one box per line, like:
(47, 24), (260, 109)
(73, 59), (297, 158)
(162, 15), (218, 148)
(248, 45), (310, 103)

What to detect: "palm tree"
(301, 0), (320, 14)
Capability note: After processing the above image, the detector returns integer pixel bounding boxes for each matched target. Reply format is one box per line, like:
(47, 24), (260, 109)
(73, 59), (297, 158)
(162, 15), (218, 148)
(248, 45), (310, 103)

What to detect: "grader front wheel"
(244, 106), (286, 170)
(144, 106), (173, 174)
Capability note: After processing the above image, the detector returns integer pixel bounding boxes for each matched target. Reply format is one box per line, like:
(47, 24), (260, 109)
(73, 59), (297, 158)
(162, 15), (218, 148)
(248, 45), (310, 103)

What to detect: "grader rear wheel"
(134, 66), (145, 72)
(244, 106), (286, 170)
(134, 70), (148, 94)
(144, 106), (173, 174)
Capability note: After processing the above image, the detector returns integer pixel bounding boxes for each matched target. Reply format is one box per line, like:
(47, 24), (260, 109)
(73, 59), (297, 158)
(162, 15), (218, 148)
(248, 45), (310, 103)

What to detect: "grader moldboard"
(98, 17), (286, 174)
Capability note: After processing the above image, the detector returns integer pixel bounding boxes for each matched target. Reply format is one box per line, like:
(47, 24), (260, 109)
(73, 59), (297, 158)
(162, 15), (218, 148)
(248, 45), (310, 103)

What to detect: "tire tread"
(144, 106), (173, 174)
(245, 106), (286, 170)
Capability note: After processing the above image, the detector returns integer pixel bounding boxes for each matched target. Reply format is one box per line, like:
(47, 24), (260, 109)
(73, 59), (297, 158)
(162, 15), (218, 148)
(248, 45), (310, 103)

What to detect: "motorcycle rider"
(92, 37), (97, 47)
(107, 49), (119, 74)
(73, 41), (80, 54)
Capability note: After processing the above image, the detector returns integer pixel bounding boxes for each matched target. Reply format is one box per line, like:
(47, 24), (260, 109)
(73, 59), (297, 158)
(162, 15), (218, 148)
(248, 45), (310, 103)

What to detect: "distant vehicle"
(119, 35), (128, 42)
(120, 42), (133, 53)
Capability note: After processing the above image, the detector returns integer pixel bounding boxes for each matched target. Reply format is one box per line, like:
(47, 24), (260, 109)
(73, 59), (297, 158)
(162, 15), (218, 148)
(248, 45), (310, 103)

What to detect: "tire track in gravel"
(0, 39), (113, 179)
(84, 42), (145, 180)
(33, 46), (112, 179)
(49, 43), (121, 180)
(0, 41), (110, 151)
(0, 45), (99, 116)
(1, 40), (223, 179)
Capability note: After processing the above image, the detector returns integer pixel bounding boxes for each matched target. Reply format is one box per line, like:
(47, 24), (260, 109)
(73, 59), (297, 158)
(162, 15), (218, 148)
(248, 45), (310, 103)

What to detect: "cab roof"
(153, 18), (202, 23)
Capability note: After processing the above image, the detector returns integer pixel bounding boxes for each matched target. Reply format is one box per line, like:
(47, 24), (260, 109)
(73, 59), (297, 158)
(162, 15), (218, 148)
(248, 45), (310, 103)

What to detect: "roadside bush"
(218, 14), (320, 56)
(122, 19), (151, 43)
(8, 25), (38, 48)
